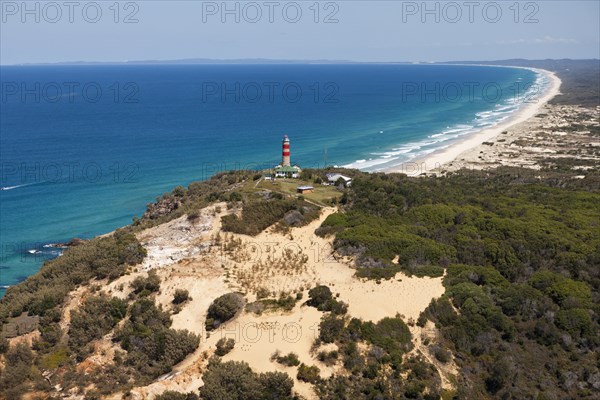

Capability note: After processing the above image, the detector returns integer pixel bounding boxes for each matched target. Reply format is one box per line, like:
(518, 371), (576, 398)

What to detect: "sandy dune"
(111, 206), (447, 399)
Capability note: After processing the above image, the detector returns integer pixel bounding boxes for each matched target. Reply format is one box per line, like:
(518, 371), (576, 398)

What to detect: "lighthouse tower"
(273, 134), (301, 178)
(282, 135), (291, 167)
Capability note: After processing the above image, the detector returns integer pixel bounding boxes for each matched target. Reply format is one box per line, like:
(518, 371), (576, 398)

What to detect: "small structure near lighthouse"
(274, 134), (301, 178)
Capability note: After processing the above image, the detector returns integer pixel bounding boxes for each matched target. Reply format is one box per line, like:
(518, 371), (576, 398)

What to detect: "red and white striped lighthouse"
(282, 135), (291, 166)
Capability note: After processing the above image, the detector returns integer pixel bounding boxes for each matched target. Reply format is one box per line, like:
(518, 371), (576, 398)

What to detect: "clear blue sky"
(1, 1), (598, 64)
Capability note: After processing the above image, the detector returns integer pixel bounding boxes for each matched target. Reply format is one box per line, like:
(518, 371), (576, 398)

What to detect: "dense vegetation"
(221, 196), (320, 236)
(0, 230), (145, 323)
(0, 344), (44, 399)
(68, 295), (127, 358)
(0, 235), (201, 398)
(137, 170), (259, 227)
(0, 293), (199, 397)
(317, 167), (600, 398)
(113, 298), (199, 383)
(199, 359), (298, 400)
(313, 311), (434, 399)
(304, 282), (431, 399)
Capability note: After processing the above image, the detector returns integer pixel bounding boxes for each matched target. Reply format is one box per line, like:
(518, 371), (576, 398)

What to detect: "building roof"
(297, 186), (314, 190)
(326, 173), (352, 182)
(275, 165), (300, 172)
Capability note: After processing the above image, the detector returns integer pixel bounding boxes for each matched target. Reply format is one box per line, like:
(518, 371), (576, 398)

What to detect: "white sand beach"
(384, 67), (563, 176)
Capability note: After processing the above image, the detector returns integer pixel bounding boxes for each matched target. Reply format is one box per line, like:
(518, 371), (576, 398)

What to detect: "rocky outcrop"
(283, 210), (305, 226)
(45, 238), (88, 248)
(144, 196), (181, 220)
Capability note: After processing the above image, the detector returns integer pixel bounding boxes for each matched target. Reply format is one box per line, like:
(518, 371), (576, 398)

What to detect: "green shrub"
(319, 314), (346, 343)
(39, 346), (70, 369)
(155, 391), (199, 400)
(131, 270), (161, 295)
(0, 336), (8, 353)
(187, 211), (200, 221)
(172, 289), (191, 305)
(113, 299), (199, 383)
(432, 345), (451, 363)
(0, 343), (41, 398)
(271, 351), (301, 367)
(256, 287), (270, 300)
(555, 308), (593, 336)
(307, 285), (332, 308)
(256, 294), (297, 313)
(317, 350), (339, 365)
(215, 337), (235, 356)
(359, 316), (413, 366)
(69, 295), (127, 354)
(205, 293), (245, 331)
(547, 279), (592, 308)
(199, 359), (295, 400)
(297, 363), (321, 383)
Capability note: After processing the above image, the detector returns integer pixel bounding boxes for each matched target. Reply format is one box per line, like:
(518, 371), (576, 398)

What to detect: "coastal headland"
(0, 60), (598, 400)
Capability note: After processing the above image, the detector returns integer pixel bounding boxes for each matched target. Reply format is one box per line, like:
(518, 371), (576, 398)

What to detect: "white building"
(326, 173), (352, 186)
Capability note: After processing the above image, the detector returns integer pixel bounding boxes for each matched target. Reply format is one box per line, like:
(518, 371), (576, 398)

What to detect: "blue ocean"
(0, 64), (542, 296)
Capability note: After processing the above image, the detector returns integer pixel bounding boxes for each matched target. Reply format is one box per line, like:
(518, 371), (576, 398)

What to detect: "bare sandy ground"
(198, 208), (447, 399)
(431, 103), (600, 174)
(385, 68), (563, 176)
(94, 205), (450, 399)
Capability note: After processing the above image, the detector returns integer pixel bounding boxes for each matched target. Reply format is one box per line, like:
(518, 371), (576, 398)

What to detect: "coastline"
(383, 67), (563, 176)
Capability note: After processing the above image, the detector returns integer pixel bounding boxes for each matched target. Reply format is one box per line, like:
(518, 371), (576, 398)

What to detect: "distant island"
(9, 58), (361, 66)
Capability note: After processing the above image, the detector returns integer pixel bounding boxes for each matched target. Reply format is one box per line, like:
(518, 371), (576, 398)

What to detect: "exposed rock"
(356, 256), (389, 270)
(66, 238), (87, 246)
(283, 210), (305, 226)
(144, 196), (181, 220)
(45, 238), (87, 248)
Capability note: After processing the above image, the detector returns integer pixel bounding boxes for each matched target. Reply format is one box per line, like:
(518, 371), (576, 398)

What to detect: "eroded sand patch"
(99, 205), (448, 399)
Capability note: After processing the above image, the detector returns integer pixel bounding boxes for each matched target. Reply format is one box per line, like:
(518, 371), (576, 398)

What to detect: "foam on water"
(346, 68), (546, 172)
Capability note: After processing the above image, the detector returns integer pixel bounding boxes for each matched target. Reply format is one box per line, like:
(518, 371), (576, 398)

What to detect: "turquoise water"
(0, 64), (540, 296)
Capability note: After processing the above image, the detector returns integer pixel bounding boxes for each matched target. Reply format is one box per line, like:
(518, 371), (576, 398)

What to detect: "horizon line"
(2, 57), (599, 67)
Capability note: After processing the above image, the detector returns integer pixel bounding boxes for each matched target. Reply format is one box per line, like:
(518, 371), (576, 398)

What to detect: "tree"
(319, 314), (345, 343)
(155, 391), (199, 400)
(205, 293), (245, 331)
(199, 359), (295, 400)
(172, 289), (191, 304)
(130, 270), (161, 295)
(307, 285), (332, 309)
(0, 343), (38, 398)
(215, 338), (235, 356)
(297, 363), (321, 383)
